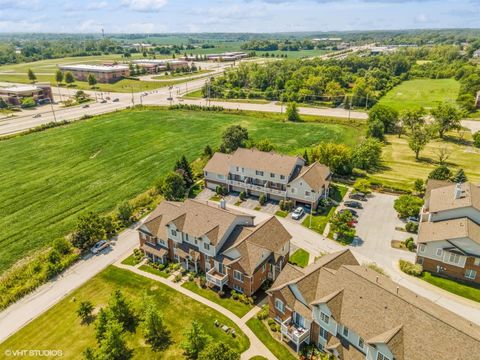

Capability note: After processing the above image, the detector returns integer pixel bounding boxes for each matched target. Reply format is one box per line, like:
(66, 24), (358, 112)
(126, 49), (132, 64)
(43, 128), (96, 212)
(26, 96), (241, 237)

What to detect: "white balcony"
(281, 317), (311, 352)
(206, 268), (228, 288)
(227, 179), (286, 197)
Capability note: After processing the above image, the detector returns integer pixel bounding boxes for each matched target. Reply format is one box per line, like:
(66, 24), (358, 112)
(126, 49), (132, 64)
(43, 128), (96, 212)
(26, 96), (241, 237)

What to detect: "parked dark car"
(112, 98), (120, 102)
(349, 192), (366, 201)
(344, 200), (363, 209)
(340, 208), (358, 217)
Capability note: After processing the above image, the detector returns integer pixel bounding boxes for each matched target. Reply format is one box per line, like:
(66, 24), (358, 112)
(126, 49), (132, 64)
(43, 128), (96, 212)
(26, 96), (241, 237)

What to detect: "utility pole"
(348, 95), (353, 121)
(131, 87), (134, 106)
(50, 96), (57, 123)
(365, 93), (369, 110)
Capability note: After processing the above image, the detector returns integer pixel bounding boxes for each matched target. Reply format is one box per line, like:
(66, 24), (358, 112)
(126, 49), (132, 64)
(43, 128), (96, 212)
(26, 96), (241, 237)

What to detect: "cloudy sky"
(0, 0), (479, 33)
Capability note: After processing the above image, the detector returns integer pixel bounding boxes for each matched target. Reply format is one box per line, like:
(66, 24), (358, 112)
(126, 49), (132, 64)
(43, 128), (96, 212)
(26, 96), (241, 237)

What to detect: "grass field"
(0, 266), (249, 359)
(152, 69), (213, 80)
(0, 73), (190, 93)
(378, 79), (460, 112)
(0, 107), (363, 274)
(421, 272), (480, 303)
(370, 133), (480, 191)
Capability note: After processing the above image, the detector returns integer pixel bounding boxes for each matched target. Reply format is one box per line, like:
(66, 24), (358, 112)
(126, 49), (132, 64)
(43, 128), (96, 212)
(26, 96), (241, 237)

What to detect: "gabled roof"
(203, 152), (232, 176)
(222, 216), (292, 275)
(428, 182), (480, 213)
(143, 199), (253, 245)
(204, 148), (303, 177)
(292, 162), (331, 192)
(418, 217), (480, 245)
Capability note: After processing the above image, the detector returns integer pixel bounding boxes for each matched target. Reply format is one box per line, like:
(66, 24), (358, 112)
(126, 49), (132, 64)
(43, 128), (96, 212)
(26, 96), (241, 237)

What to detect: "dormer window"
(171, 229), (177, 236)
(377, 352), (391, 360)
(204, 243), (210, 250)
(256, 170), (264, 176)
(320, 312), (330, 324)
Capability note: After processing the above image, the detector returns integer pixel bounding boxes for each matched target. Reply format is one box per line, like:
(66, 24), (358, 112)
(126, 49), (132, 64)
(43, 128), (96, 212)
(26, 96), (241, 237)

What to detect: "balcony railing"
(281, 317), (310, 345)
(206, 268), (228, 288)
(227, 179), (286, 196)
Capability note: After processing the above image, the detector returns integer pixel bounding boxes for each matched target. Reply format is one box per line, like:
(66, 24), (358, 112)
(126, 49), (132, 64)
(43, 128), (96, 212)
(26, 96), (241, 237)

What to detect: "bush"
(217, 290), (225, 298)
(199, 276), (207, 288)
(267, 318), (275, 326)
(474, 131), (480, 148)
(173, 274), (183, 283)
(279, 200), (293, 212)
(405, 222), (419, 233)
(404, 237), (416, 251)
(428, 165), (452, 181)
(399, 260), (423, 276)
(256, 304), (269, 320)
(239, 191), (246, 201)
(259, 194), (267, 206)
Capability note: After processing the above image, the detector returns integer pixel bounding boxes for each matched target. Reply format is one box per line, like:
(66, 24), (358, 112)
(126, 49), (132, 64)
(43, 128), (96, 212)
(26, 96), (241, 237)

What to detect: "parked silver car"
(91, 240), (110, 254)
(292, 207), (305, 220)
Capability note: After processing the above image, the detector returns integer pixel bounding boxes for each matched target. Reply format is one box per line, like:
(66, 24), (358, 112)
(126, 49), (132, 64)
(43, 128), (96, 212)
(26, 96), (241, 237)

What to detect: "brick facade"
(418, 255), (480, 285)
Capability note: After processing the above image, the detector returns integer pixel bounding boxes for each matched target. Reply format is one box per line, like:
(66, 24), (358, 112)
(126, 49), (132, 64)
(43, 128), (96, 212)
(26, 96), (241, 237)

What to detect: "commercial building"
(268, 249), (480, 358)
(206, 52), (248, 61)
(0, 83), (52, 106)
(138, 199), (291, 296)
(416, 180), (480, 285)
(132, 59), (189, 73)
(57, 64), (130, 83)
(204, 148), (331, 207)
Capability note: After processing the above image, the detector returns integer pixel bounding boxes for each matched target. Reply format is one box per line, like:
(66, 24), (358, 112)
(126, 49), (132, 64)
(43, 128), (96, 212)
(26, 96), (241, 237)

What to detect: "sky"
(0, 0), (479, 33)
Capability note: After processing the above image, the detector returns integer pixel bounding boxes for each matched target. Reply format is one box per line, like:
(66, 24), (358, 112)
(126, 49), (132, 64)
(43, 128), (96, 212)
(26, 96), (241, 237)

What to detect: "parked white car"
(292, 207), (305, 220)
(91, 240), (110, 254)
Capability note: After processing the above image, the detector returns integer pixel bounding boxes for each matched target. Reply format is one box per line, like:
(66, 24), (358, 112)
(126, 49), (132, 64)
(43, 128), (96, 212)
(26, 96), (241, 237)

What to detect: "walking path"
(114, 261), (276, 360)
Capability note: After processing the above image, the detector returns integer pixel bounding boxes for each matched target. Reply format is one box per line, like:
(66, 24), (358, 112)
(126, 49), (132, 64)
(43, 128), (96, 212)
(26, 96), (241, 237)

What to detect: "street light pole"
(50, 97), (57, 123)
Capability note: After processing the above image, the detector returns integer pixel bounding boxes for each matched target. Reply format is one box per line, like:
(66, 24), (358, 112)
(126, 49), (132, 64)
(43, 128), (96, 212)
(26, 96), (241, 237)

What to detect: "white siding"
(430, 207), (480, 224)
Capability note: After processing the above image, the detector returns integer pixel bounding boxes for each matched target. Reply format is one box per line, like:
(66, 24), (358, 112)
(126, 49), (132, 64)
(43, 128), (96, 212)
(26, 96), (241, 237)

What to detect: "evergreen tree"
(180, 155), (194, 186)
(27, 68), (36, 82)
(203, 145), (213, 158)
(108, 290), (136, 331)
(198, 342), (240, 360)
(286, 102), (300, 121)
(453, 169), (468, 183)
(142, 301), (171, 351)
(95, 308), (109, 343)
(181, 320), (211, 359)
(77, 300), (94, 324)
(97, 320), (132, 360)
(55, 69), (64, 84)
(303, 150), (310, 165)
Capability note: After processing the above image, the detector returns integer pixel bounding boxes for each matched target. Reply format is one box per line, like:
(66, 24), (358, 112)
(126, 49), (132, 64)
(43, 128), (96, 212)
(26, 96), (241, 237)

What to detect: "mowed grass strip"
(378, 78), (460, 112)
(0, 108), (363, 273)
(0, 266), (250, 359)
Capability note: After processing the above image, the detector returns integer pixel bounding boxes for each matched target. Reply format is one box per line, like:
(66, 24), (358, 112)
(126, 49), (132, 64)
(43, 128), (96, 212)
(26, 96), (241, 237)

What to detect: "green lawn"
(152, 69), (213, 80)
(0, 266), (249, 359)
(246, 318), (297, 360)
(289, 248), (310, 268)
(182, 281), (252, 317)
(370, 133), (480, 191)
(0, 73), (190, 93)
(421, 272), (480, 303)
(0, 107), (363, 274)
(302, 206), (335, 235)
(378, 78), (460, 112)
(121, 253), (143, 266)
(275, 210), (288, 218)
(138, 264), (170, 278)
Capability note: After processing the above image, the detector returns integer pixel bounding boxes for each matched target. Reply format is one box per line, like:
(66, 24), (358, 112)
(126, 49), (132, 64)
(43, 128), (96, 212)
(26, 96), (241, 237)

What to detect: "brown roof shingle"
(428, 182), (480, 213)
(203, 152), (232, 176)
(293, 162), (331, 192)
(417, 217), (480, 245)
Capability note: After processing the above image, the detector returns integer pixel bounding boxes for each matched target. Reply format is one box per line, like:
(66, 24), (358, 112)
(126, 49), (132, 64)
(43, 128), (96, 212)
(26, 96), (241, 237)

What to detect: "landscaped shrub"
(399, 260), (423, 276)
(405, 222), (419, 233)
(256, 304), (269, 320)
(259, 194), (267, 206)
(231, 290), (239, 300)
(173, 274), (182, 282)
(239, 191), (246, 201)
(280, 200), (294, 212)
(474, 131), (480, 148)
(404, 237), (416, 251)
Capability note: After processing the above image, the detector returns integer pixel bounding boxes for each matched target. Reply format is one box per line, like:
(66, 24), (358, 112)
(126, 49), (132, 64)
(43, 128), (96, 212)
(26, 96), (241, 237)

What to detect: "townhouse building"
(58, 64), (130, 83)
(204, 148), (331, 208)
(138, 199), (291, 296)
(416, 181), (480, 285)
(268, 249), (480, 359)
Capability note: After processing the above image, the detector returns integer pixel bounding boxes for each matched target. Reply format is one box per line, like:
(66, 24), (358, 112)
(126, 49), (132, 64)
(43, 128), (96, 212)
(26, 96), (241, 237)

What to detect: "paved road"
(0, 227), (138, 343)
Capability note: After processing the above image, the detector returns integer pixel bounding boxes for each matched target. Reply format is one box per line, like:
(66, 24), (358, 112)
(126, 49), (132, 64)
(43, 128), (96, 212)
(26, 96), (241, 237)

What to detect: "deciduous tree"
(27, 68), (36, 82)
(408, 124), (432, 160)
(198, 342), (240, 360)
(220, 125), (249, 153)
(393, 195), (423, 218)
(430, 103), (462, 138)
(182, 320), (211, 359)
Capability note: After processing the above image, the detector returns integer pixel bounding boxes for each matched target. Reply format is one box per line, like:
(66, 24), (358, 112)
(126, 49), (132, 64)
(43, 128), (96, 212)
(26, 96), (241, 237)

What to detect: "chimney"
(454, 183), (463, 200)
(219, 199), (226, 210)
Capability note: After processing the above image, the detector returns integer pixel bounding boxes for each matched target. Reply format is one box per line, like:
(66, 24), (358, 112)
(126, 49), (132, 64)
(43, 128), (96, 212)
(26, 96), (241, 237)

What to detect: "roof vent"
(376, 276), (379, 283)
(396, 287), (399, 294)
(454, 183), (463, 199)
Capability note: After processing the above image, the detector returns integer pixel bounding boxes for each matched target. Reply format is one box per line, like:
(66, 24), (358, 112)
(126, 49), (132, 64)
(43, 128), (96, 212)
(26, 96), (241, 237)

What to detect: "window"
(475, 258), (480, 266)
(305, 191), (311, 196)
(320, 312), (330, 324)
(270, 173), (275, 178)
(358, 337), (364, 349)
(233, 284), (243, 293)
(159, 239), (166, 246)
(280, 175), (285, 180)
(275, 299), (285, 313)
(204, 243), (210, 251)
(294, 312), (305, 328)
(218, 263), (225, 274)
(436, 248), (443, 257)
(256, 170), (264, 176)
(418, 244), (425, 253)
(171, 229), (177, 236)
(417, 257), (424, 265)
(236, 166), (239, 172)
(377, 352), (391, 360)
(291, 188), (295, 194)
(319, 327), (328, 340)
(448, 252), (461, 265)
(465, 269), (477, 280)
(342, 326), (349, 338)
(233, 270), (244, 282)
